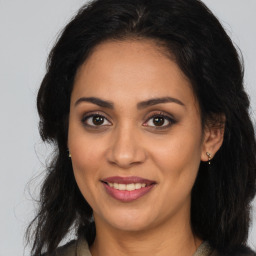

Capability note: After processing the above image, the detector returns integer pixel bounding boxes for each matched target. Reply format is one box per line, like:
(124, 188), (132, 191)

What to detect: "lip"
(101, 176), (156, 202)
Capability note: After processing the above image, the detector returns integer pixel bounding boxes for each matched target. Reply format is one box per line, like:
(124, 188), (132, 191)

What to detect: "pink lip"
(101, 176), (156, 202)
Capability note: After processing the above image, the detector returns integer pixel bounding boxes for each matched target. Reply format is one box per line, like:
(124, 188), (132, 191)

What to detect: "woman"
(27, 0), (256, 255)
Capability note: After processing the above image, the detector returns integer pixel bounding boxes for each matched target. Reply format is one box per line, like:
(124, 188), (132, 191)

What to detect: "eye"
(144, 113), (175, 128)
(82, 114), (111, 127)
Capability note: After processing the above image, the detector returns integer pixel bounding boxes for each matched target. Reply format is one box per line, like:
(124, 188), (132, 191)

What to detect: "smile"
(107, 183), (146, 191)
(101, 176), (156, 202)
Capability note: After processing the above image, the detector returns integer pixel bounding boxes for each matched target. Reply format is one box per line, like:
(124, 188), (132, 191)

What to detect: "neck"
(90, 212), (202, 256)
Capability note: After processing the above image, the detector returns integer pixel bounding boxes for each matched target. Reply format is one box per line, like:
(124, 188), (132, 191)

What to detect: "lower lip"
(102, 183), (155, 202)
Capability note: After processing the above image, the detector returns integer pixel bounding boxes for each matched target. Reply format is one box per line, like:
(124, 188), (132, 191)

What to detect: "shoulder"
(43, 237), (91, 256)
(42, 240), (76, 256)
(211, 246), (256, 256)
(195, 242), (256, 256)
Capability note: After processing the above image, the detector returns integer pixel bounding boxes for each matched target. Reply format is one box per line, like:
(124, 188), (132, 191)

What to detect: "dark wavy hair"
(27, 0), (256, 255)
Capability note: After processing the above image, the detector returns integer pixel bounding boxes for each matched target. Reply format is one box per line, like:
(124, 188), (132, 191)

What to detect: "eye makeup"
(81, 111), (112, 130)
(143, 111), (177, 130)
(80, 109), (177, 132)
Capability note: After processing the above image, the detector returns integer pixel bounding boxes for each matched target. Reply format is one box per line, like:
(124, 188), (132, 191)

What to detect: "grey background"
(0, 1), (255, 255)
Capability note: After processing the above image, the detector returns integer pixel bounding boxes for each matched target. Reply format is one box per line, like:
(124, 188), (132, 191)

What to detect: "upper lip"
(101, 176), (156, 185)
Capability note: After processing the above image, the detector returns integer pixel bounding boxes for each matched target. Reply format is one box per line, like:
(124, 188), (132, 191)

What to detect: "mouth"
(102, 182), (147, 191)
(101, 176), (156, 202)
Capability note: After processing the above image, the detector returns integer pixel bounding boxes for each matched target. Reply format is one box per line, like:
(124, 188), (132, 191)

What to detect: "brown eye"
(82, 114), (111, 127)
(92, 116), (104, 125)
(152, 116), (165, 126)
(144, 114), (175, 128)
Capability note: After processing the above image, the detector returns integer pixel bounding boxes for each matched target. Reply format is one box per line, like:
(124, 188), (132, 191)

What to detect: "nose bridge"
(107, 122), (146, 168)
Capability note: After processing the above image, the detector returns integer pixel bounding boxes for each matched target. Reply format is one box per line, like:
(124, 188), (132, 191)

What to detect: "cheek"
(70, 143), (104, 209)
(68, 122), (105, 170)
(68, 127), (106, 199)
(149, 127), (203, 187)
(152, 136), (201, 170)
(70, 138), (104, 181)
(153, 135), (202, 213)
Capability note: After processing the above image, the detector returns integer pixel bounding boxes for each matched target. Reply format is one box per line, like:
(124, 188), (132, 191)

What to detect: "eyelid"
(81, 112), (112, 127)
(143, 111), (176, 128)
(80, 110), (176, 129)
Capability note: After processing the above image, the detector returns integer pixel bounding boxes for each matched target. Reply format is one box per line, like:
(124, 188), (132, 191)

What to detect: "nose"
(106, 125), (147, 169)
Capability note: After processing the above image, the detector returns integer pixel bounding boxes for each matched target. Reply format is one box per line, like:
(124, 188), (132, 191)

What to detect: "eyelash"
(81, 112), (112, 128)
(81, 111), (176, 129)
(143, 112), (176, 129)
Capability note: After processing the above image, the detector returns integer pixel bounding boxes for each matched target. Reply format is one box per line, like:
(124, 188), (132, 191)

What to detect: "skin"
(68, 39), (224, 256)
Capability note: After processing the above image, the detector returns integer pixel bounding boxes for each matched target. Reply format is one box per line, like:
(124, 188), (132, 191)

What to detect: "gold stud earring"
(206, 152), (211, 165)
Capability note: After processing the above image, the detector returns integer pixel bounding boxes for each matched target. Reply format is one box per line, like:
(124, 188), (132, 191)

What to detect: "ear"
(201, 115), (225, 162)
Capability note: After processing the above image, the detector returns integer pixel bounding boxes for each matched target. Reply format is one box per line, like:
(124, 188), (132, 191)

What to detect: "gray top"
(52, 238), (216, 256)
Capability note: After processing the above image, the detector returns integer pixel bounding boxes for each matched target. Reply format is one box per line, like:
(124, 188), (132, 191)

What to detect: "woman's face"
(68, 40), (207, 233)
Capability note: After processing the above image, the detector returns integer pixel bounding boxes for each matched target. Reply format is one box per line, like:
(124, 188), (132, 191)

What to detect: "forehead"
(72, 39), (197, 108)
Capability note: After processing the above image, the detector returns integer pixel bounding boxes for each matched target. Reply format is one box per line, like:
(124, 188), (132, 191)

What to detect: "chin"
(99, 208), (158, 232)
(110, 220), (151, 232)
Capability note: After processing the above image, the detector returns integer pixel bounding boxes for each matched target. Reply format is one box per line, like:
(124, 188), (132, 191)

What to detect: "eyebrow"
(137, 97), (185, 109)
(74, 96), (184, 109)
(75, 97), (114, 109)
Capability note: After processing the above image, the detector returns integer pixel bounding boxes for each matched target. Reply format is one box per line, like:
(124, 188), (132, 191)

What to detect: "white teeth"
(108, 183), (147, 191)
(126, 184), (135, 191)
(119, 184), (126, 191)
(135, 183), (142, 189)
